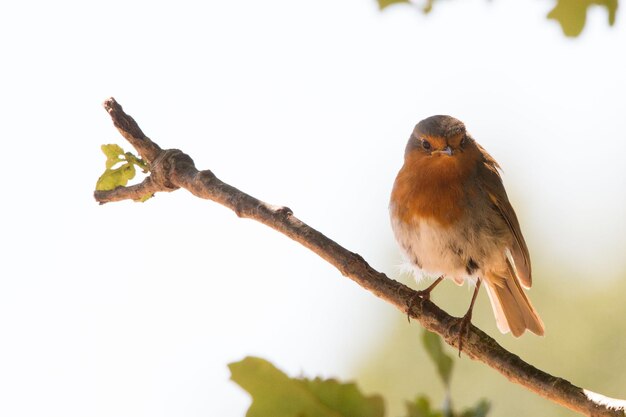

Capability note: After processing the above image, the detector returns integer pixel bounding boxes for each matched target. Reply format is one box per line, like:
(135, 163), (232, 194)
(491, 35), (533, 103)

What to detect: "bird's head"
(405, 115), (473, 158)
(402, 115), (487, 178)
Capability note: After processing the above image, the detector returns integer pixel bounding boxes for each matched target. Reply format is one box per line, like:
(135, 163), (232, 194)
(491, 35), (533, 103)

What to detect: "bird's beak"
(433, 146), (453, 156)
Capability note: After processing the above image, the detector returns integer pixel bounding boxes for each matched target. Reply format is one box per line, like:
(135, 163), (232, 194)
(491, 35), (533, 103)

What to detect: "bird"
(389, 115), (544, 350)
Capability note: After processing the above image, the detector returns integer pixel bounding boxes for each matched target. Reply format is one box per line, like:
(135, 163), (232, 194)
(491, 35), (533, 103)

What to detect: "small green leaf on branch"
(95, 144), (148, 192)
(136, 193), (154, 202)
(102, 144), (125, 169)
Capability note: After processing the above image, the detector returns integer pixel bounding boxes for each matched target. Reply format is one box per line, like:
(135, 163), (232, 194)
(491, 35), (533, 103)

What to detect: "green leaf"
(547, 0), (617, 37)
(304, 378), (385, 417)
(124, 152), (149, 172)
(422, 0), (436, 13)
(229, 356), (384, 417)
(378, 0), (410, 10)
(95, 162), (136, 191)
(101, 143), (124, 159)
(96, 144), (149, 193)
(458, 399), (490, 417)
(421, 330), (454, 387)
(101, 144), (125, 169)
(378, 0), (438, 13)
(404, 396), (442, 417)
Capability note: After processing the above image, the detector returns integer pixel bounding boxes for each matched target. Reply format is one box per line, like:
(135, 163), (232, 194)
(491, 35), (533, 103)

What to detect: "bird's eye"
(460, 135), (468, 147)
(422, 139), (432, 150)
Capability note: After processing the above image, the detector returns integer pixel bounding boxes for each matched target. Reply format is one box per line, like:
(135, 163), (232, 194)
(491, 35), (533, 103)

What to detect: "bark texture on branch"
(95, 97), (625, 417)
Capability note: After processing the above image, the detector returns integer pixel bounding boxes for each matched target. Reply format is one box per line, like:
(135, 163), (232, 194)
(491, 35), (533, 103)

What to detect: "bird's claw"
(456, 311), (473, 357)
(405, 277), (444, 323)
(405, 288), (435, 323)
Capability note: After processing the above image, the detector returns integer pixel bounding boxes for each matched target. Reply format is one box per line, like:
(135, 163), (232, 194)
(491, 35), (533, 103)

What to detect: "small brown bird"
(390, 116), (544, 343)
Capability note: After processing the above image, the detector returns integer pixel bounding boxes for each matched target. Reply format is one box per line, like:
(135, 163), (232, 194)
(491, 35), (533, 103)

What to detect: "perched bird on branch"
(390, 115), (544, 349)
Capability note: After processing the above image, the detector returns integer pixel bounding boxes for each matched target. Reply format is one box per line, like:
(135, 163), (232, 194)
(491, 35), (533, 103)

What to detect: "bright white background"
(0, 1), (624, 416)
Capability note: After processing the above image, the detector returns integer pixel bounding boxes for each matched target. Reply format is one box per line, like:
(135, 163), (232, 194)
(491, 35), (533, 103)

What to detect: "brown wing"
(477, 146), (532, 288)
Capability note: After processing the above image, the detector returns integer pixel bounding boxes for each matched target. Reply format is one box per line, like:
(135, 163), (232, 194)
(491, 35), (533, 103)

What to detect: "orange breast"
(391, 154), (474, 227)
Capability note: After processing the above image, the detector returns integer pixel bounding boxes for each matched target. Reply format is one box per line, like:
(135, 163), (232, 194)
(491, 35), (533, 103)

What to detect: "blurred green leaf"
(378, 0), (617, 36)
(458, 399), (490, 417)
(304, 377), (385, 417)
(378, 0), (410, 10)
(378, 0), (436, 13)
(422, 330), (454, 387)
(229, 356), (385, 417)
(405, 396), (443, 417)
(547, 0), (617, 37)
(422, 0), (435, 13)
(405, 395), (490, 417)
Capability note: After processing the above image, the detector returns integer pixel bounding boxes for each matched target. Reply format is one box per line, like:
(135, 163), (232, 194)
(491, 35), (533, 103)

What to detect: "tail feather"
(484, 272), (544, 337)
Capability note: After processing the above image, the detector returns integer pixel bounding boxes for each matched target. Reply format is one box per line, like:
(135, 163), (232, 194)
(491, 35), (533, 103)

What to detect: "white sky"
(0, 1), (625, 416)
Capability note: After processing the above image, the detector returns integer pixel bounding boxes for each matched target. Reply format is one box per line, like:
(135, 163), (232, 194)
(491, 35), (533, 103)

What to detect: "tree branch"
(95, 97), (625, 417)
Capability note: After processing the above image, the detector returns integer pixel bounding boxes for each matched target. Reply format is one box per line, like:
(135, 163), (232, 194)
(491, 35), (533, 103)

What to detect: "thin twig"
(95, 97), (625, 417)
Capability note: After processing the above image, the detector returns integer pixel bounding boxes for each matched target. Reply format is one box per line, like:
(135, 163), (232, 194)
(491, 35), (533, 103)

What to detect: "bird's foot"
(456, 278), (482, 357)
(405, 276), (444, 323)
(456, 310), (473, 357)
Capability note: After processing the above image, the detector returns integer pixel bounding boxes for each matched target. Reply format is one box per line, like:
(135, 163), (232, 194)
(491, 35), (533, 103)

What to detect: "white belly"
(390, 211), (506, 286)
